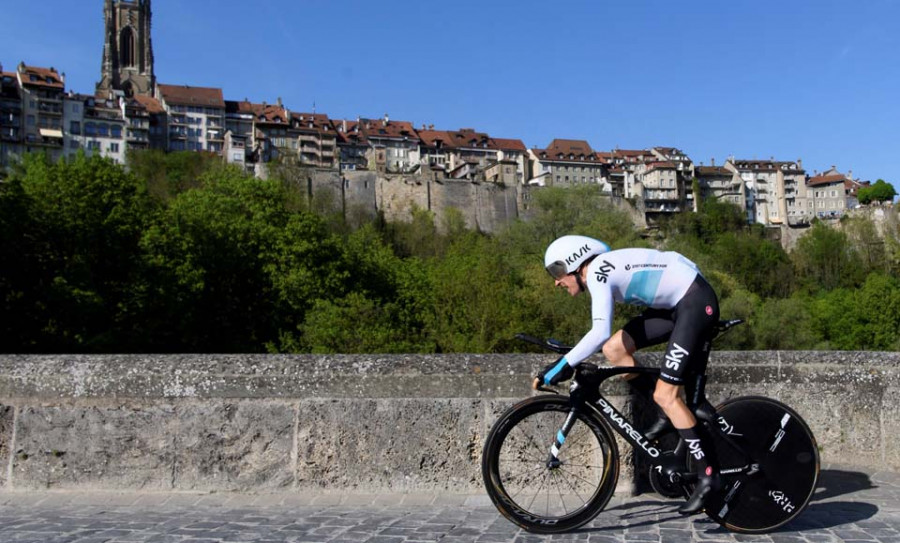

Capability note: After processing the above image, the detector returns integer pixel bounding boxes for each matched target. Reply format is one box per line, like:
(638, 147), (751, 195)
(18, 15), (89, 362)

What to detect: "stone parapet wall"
(0, 352), (897, 492)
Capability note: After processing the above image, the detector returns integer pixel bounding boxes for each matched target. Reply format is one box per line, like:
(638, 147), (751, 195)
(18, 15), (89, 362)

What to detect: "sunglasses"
(546, 261), (569, 280)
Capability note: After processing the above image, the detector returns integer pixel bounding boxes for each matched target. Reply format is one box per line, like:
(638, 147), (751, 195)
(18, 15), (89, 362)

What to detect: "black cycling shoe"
(678, 473), (721, 515)
(643, 413), (673, 442)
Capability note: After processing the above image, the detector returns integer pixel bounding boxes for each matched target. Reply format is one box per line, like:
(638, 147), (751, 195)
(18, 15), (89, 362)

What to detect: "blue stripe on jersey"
(624, 270), (664, 306)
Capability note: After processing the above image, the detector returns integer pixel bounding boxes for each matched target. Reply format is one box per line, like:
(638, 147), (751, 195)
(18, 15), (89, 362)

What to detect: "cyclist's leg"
(607, 310), (676, 438)
(655, 276), (720, 514)
(605, 308), (674, 376)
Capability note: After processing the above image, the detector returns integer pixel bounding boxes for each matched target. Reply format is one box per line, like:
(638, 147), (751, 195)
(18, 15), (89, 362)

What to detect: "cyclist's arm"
(561, 287), (613, 367)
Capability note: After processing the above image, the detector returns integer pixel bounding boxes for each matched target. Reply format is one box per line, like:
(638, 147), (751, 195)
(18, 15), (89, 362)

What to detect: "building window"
(26, 115), (35, 126)
(120, 27), (136, 68)
(111, 125), (122, 138)
(110, 143), (120, 153)
(87, 140), (100, 150)
(70, 121), (81, 135)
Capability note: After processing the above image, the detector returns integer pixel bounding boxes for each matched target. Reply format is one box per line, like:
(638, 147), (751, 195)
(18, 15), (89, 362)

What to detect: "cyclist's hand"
(534, 356), (574, 389)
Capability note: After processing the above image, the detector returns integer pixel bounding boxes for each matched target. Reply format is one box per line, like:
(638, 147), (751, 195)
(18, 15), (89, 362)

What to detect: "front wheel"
(481, 395), (619, 534)
(703, 396), (820, 533)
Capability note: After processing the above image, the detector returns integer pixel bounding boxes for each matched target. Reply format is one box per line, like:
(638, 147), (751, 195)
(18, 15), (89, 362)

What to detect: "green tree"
(426, 233), (525, 352)
(139, 164), (344, 351)
(0, 152), (155, 351)
(811, 274), (900, 350)
(715, 289), (759, 350)
(126, 149), (218, 202)
(792, 221), (864, 292)
(857, 179), (897, 205)
(284, 224), (434, 353)
(842, 216), (887, 275)
(710, 232), (794, 298)
(753, 295), (819, 350)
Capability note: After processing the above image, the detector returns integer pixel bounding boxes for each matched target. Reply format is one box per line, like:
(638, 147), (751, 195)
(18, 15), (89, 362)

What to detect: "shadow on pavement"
(813, 469), (878, 501)
(580, 469), (880, 534)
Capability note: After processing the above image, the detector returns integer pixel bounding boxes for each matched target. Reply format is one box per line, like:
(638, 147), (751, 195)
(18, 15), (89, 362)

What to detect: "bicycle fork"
(546, 410), (578, 469)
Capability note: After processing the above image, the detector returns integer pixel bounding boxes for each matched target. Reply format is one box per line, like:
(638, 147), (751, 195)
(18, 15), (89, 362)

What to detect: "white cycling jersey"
(564, 248), (700, 366)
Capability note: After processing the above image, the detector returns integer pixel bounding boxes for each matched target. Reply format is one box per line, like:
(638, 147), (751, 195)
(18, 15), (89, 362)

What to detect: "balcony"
(38, 102), (63, 115)
(85, 110), (123, 121)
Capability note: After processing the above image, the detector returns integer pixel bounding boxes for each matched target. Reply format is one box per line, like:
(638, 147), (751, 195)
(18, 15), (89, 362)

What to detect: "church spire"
(97, 0), (155, 98)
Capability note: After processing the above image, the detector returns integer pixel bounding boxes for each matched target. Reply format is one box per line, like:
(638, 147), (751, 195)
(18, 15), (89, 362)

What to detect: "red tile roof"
(158, 83), (225, 108)
(417, 130), (455, 148)
(333, 119), (368, 145)
(732, 159), (776, 171)
(447, 128), (492, 149)
(491, 137), (527, 152)
(224, 100), (290, 124)
(644, 161), (677, 173)
(292, 112), (333, 132)
(696, 166), (731, 176)
(18, 64), (64, 89)
(807, 174), (847, 187)
(132, 94), (165, 114)
(533, 139), (604, 164)
(360, 118), (419, 142)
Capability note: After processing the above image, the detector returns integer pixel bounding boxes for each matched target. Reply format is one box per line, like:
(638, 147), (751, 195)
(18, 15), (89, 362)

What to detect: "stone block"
(0, 405), (12, 488)
(173, 401), (295, 491)
(13, 404), (178, 490)
(296, 398), (483, 492)
(12, 401), (295, 491)
(882, 384), (900, 471)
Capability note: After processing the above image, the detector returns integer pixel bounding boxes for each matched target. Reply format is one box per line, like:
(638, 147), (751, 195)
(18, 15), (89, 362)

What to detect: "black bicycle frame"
(568, 366), (666, 463)
(551, 364), (758, 477)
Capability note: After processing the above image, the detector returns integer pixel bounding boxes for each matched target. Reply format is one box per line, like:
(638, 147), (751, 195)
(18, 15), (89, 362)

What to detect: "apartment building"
(0, 65), (23, 168)
(417, 128), (453, 172)
(17, 63), (65, 161)
(334, 119), (369, 171)
(636, 161), (684, 218)
(132, 94), (166, 150)
(248, 102), (291, 163)
(776, 160), (808, 226)
(725, 159), (780, 225)
(444, 128), (497, 177)
(358, 115), (420, 173)
(492, 137), (527, 185)
(608, 149), (656, 198)
(696, 164), (743, 208)
(156, 84), (225, 153)
(528, 139), (608, 188)
(807, 166), (861, 220)
(291, 112), (337, 169)
(63, 93), (128, 163)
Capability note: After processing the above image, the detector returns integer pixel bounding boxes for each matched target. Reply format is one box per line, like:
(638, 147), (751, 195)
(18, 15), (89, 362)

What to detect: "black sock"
(678, 425), (715, 478)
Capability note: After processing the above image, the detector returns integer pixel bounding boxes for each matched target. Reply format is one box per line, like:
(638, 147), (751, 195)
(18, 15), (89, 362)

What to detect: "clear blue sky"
(2, 0), (898, 183)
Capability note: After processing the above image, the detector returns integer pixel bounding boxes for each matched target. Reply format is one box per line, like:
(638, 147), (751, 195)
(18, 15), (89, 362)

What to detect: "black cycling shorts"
(622, 274), (719, 386)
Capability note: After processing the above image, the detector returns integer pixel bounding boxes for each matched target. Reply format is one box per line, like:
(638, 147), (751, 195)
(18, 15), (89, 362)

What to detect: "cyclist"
(534, 235), (721, 515)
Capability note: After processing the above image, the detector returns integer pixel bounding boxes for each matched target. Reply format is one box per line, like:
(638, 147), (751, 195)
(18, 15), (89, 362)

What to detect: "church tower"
(96, 0), (155, 97)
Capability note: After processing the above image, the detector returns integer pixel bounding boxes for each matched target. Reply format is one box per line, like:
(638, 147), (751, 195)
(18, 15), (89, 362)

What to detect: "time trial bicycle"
(481, 319), (819, 534)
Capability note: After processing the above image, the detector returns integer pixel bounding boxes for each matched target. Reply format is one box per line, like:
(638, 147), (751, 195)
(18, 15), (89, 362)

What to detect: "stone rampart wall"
(0, 352), (897, 493)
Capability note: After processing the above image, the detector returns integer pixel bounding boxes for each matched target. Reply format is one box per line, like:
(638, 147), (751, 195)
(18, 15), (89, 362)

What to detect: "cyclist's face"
(554, 273), (582, 297)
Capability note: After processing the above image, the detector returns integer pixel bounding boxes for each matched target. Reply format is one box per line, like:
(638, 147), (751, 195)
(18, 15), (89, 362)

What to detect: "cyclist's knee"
(602, 330), (634, 365)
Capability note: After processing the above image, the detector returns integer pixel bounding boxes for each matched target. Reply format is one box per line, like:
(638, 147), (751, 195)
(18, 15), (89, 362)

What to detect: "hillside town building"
(0, 1), (880, 232)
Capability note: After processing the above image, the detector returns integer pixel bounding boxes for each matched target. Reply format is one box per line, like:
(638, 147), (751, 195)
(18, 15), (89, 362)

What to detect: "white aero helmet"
(544, 235), (610, 279)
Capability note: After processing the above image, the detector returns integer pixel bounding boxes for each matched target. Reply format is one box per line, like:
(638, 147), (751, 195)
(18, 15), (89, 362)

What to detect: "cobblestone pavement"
(0, 466), (897, 542)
